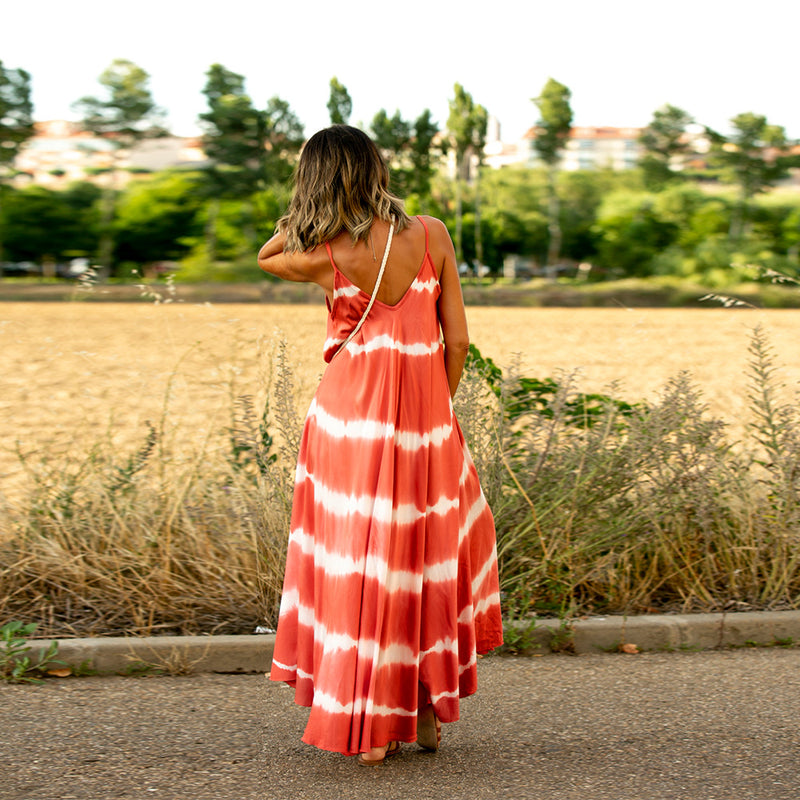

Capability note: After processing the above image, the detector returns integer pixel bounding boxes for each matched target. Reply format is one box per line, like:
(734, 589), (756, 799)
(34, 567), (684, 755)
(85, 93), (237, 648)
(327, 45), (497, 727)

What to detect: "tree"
(593, 190), (678, 277)
(0, 61), (34, 264)
(371, 109), (411, 158)
(408, 110), (440, 200)
(0, 62), (34, 177)
(447, 84), (488, 266)
(327, 77), (352, 125)
(709, 112), (796, 241)
(200, 64), (304, 192)
(371, 109), (411, 194)
(532, 78), (573, 270)
(200, 64), (263, 198)
(639, 104), (694, 190)
(0, 183), (100, 264)
(260, 96), (304, 185)
(200, 64), (304, 258)
(369, 109), (440, 204)
(114, 170), (205, 265)
(72, 59), (165, 272)
(558, 169), (614, 261)
(477, 167), (548, 266)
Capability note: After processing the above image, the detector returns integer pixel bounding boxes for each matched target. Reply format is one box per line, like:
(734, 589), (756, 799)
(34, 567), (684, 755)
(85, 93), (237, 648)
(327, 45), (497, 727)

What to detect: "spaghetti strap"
(324, 241), (336, 269)
(417, 215), (429, 252)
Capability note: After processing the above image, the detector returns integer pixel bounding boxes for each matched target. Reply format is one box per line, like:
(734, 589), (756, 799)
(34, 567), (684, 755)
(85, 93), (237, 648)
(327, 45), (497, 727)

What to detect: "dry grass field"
(1, 300), (799, 499)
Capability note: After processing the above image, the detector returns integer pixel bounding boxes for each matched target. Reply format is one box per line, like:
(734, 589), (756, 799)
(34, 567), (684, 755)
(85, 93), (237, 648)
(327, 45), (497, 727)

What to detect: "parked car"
(458, 261), (492, 278)
(58, 258), (92, 278)
(0, 261), (39, 277)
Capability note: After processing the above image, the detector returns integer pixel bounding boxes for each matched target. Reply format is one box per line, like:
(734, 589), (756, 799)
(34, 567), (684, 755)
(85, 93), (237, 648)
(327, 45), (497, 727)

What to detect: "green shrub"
(1, 621), (66, 684)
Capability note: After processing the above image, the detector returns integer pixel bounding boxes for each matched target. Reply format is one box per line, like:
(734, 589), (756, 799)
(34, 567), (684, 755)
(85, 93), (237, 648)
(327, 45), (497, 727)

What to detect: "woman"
(259, 125), (503, 765)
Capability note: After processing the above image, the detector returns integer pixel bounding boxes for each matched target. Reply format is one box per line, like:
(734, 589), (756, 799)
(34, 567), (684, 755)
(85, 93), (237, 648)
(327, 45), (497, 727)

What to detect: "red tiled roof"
(523, 125), (643, 140)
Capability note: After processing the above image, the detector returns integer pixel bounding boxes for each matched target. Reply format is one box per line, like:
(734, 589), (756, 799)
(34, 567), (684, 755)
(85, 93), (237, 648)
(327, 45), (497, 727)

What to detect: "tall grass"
(0, 341), (298, 638)
(2, 323), (800, 638)
(456, 325), (800, 618)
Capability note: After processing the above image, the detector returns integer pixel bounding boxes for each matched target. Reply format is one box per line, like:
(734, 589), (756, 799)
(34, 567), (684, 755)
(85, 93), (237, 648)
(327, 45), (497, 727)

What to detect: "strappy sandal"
(357, 741), (401, 766)
(416, 705), (441, 751)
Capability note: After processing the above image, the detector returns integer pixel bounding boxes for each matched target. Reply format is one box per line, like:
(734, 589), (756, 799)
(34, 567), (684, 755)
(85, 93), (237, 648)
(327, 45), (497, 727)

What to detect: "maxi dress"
(269, 216), (504, 756)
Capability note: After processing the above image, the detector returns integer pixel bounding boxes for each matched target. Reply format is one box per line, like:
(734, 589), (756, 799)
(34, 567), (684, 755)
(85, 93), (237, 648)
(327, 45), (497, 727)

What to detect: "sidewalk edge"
(21, 610), (800, 676)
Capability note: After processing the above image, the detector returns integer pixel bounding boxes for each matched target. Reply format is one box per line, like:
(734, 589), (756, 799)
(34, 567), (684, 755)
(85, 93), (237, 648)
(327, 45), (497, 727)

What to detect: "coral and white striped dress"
(269, 216), (503, 756)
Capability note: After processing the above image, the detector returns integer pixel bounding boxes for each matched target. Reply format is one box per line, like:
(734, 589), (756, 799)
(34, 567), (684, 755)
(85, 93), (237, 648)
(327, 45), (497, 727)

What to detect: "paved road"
(4, 648), (800, 800)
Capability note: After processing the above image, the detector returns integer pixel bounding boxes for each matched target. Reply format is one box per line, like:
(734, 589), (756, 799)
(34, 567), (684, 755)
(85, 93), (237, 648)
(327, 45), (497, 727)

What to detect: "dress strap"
(417, 215), (429, 251)
(324, 241), (336, 268)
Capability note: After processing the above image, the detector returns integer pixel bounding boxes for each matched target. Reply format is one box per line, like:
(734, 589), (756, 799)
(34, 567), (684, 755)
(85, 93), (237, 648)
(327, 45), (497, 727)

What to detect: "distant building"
(13, 120), (208, 187)
(483, 117), (525, 169)
(484, 125), (645, 171)
(557, 126), (643, 171)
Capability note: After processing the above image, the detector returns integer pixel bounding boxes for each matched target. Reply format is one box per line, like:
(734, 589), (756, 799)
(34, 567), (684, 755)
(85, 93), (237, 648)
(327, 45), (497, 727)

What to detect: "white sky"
(2, 0), (799, 141)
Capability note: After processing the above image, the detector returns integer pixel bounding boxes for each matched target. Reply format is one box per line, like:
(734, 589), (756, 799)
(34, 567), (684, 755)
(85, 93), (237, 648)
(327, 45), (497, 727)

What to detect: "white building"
(484, 125), (645, 171)
(13, 120), (207, 187)
(558, 126), (643, 171)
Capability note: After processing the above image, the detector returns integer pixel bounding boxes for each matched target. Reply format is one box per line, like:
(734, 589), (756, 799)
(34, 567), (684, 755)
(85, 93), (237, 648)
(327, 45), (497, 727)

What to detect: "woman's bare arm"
(258, 233), (310, 281)
(430, 218), (470, 398)
(257, 233), (333, 294)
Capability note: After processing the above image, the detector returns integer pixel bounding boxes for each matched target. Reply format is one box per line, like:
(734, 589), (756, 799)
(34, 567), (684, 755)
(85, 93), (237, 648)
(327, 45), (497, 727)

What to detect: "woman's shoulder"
(415, 215), (454, 255)
(415, 214), (447, 234)
(412, 215), (450, 246)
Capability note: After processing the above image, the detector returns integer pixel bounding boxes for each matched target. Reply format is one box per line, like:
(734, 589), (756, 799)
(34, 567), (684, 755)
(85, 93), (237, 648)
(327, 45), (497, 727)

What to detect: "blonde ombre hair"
(277, 125), (411, 253)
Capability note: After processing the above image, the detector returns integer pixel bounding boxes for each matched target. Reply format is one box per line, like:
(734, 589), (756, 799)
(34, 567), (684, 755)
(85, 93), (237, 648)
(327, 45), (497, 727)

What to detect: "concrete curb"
(30, 634), (275, 676)
(24, 610), (800, 675)
(504, 609), (800, 655)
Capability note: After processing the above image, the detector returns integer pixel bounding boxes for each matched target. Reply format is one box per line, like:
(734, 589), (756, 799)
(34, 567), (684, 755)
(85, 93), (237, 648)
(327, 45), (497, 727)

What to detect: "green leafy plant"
(119, 660), (162, 677)
(465, 344), (640, 427)
(71, 660), (98, 677)
(548, 619), (576, 654)
(462, 329), (800, 621)
(501, 617), (542, 656)
(108, 420), (158, 494)
(0, 621), (66, 684)
(228, 394), (275, 478)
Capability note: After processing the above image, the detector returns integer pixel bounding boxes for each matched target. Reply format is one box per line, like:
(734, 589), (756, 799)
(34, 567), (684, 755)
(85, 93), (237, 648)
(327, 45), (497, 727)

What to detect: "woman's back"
(325, 216), (438, 308)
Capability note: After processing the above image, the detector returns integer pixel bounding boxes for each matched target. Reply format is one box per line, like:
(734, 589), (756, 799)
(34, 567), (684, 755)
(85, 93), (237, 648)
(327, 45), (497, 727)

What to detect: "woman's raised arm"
(258, 233), (332, 294)
(258, 233), (308, 281)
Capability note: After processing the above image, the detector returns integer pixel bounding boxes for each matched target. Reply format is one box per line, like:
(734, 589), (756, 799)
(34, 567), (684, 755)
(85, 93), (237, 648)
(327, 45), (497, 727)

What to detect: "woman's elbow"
(258, 251), (290, 279)
(446, 336), (470, 355)
(257, 254), (275, 275)
(257, 234), (287, 275)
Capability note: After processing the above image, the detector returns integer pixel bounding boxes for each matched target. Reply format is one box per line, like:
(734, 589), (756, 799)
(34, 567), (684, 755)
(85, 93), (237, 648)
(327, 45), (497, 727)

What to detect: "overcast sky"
(3, 0), (798, 141)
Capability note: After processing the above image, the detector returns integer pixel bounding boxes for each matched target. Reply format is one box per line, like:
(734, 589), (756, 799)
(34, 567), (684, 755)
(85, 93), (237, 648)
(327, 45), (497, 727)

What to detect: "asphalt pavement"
(4, 647), (800, 800)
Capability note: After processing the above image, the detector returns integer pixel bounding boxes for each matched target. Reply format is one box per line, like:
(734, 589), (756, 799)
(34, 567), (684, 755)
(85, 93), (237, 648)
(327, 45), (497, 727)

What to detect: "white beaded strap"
(332, 217), (395, 359)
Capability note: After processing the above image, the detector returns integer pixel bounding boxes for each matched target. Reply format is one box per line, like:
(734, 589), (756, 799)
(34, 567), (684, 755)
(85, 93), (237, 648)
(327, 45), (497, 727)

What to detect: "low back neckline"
(325, 216), (432, 310)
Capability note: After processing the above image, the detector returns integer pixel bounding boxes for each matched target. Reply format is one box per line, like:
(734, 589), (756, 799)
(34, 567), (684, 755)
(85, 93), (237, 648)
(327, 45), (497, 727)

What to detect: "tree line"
(0, 59), (798, 284)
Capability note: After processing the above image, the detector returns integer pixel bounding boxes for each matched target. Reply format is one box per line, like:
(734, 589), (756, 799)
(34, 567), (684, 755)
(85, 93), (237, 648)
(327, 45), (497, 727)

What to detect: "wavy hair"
(277, 125), (411, 252)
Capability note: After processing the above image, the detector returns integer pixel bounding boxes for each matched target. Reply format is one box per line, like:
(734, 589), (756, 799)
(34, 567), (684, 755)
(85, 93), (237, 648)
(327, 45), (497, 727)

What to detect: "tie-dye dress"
(269, 216), (503, 756)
